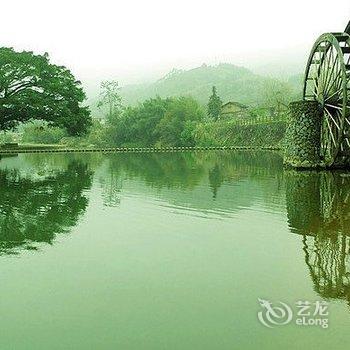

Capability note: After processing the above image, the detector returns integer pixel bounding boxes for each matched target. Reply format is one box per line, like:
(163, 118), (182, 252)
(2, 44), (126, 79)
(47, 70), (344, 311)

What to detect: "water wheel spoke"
(327, 123), (338, 147)
(323, 48), (335, 92)
(335, 109), (345, 129)
(325, 65), (342, 97)
(346, 138), (350, 148)
(325, 87), (343, 102)
(322, 120), (332, 156)
(325, 107), (341, 130)
(325, 103), (343, 111)
(327, 69), (342, 93)
(325, 116), (337, 148)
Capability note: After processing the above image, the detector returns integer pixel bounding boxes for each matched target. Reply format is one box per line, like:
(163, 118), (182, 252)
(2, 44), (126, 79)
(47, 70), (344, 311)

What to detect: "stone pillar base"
(283, 100), (321, 168)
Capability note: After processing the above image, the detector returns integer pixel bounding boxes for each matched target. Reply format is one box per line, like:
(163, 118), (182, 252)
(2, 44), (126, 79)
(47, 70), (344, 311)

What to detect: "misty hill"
(87, 63), (301, 118)
(119, 63), (288, 107)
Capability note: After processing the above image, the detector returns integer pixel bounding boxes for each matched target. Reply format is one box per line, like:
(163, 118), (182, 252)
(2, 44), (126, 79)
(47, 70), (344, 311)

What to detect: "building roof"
(222, 101), (248, 109)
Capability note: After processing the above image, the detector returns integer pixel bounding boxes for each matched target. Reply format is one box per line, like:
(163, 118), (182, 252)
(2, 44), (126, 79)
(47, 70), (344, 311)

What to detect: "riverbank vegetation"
(1, 92), (288, 149)
(0, 48), (297, 149)
(19, 83), (289, 148)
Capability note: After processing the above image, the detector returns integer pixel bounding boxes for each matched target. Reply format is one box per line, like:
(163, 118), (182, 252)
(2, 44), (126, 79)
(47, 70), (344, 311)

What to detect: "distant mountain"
(87, 63), (301, 118)
(119, 63), (291, 107)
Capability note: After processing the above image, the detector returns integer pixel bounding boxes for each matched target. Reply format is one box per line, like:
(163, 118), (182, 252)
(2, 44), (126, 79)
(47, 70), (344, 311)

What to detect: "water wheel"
(303, 32), (350, 166)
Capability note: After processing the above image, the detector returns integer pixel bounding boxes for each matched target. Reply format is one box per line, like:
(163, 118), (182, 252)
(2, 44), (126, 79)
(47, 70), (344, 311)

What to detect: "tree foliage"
(260, 80), (294, 116)
(106, 96), (204, 147)
(155, 97), (203, 146)
(0, 47), (91, 135)
(98, 80), (123, 121)
(207, 86), (222, 120)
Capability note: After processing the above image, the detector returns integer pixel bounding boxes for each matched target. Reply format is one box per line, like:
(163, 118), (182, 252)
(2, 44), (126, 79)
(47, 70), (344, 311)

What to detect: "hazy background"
(2, 0), (349, 93)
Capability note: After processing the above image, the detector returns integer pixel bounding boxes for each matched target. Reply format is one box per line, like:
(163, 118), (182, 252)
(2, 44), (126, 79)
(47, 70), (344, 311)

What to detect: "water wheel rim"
(303, 33), (350, 167)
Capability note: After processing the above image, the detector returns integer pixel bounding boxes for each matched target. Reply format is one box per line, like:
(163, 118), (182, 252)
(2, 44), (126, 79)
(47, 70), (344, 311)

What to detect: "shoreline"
(0, 145), (281, 155)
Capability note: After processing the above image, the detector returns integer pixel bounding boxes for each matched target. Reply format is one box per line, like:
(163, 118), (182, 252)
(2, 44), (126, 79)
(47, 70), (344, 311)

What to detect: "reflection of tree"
(100, 153), (207, 207)
(101, 150), (284, 209)
(107, 153), (206, 189)
(0, 161), (93, 255)
(100, 171), (122, 208)
(208, 164), (224, 199)
(286, 170), (350, 303)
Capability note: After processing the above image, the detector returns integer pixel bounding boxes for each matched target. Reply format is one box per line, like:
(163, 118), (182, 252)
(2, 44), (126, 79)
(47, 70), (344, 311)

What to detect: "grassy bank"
(194, 120), (286, 148)
(0, 119), (287, 152)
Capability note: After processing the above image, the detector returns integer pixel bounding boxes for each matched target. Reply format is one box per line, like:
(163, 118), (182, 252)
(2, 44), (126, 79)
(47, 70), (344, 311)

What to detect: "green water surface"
(0, 151), (349, 350)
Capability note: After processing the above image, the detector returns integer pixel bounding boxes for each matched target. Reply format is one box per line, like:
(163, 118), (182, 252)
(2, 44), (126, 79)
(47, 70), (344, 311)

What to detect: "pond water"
(0, 151), (350, 350)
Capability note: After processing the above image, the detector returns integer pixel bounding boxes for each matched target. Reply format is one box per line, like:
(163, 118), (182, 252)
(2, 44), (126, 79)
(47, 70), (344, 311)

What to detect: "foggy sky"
(2, 0), (350, 88)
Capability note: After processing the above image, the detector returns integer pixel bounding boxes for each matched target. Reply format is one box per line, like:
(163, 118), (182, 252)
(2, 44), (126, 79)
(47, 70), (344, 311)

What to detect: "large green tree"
(0, 48), (91, 135)
(155, 96), (203, 146)
(106, 96), (203, 147)
(207, 86), (222, 120)
(107, 97), (169, 146)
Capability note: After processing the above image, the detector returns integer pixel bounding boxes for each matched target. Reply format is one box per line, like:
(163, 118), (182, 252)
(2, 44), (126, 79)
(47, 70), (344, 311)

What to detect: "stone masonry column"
(284, 100), (322, 168)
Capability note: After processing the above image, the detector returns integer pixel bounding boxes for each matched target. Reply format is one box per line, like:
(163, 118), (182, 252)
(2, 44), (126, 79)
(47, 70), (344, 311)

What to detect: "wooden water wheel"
(303, 24), (350, 167)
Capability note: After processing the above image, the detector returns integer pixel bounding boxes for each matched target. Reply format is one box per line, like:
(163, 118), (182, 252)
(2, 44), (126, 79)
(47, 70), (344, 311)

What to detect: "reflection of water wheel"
(303, 32), (350, 166)
(319, 172), (337, 221)
(319, 172), (350, 229)
(304, 234), (350, 301)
